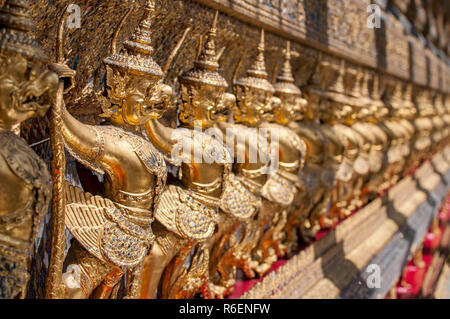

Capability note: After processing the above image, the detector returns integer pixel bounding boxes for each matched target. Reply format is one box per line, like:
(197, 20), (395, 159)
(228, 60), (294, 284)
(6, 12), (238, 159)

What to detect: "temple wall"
(28, 0), (449, 119)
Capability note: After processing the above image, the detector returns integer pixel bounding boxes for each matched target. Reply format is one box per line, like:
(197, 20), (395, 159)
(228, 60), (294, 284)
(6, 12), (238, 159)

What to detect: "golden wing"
(64, 182), (113, 263)
(155, 185), (217, 241)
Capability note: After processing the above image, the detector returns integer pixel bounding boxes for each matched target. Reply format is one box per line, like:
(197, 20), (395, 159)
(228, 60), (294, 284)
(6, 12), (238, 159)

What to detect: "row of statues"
(1, 0), (449, 299)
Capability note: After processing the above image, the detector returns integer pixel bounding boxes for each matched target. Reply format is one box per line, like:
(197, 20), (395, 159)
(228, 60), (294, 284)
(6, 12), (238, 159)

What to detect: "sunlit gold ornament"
(174, 13), (264, 299)
(411, 87), (434, 167)
(207, 42), (304, 298)
(258, 41), (308, 256)
(233, 29), (275, 127)
(357, 72), (390, 198)
(377, 78), (412, 190)
(288, 119), (329, 243)
(0, 0), (58, 299)
(393, 83), (417, 177)
(181, 20), (270, 299)
(56, 1), (169, 299)
(318, 65), (360, 223)
(173, 14), (269, 299)
(231, 30), (297, 276)
(142, 12), (244, 299)
(403, 84), (428, 173)
(430, 91), (447, 153)
(46, 9), (71, 299)
(362, 73), (398, 194)
(232, 31), (280, 276)
(341, 68), (379, 213)
(434, 93), (450, 151)
(292, 57), (339, 242)
(304, 57), (356, 233)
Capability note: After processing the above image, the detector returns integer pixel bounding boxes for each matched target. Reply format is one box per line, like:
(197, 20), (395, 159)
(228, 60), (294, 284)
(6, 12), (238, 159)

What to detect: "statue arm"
(144, 118), (177, 157)
(51, 63), (105, 171)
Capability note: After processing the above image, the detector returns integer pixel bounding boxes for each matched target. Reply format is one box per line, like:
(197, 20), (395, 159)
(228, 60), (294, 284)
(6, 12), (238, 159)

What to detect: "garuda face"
(233, 85), (275, 127)
(0, 55), (57, 128)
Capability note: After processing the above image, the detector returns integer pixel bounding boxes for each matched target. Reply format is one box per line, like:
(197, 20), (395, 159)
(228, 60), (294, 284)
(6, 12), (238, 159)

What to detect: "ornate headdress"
(274, 41), (301, 96)
(179, 11), (228, 88)
(104, 0), (163, 78)
(0, 0), (48, 62)
(234, 29), (274, 93)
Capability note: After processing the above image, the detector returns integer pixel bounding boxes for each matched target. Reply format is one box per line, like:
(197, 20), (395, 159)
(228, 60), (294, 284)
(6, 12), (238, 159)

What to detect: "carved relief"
(0, 0), (58, 298)
(0, 0), (448, 300)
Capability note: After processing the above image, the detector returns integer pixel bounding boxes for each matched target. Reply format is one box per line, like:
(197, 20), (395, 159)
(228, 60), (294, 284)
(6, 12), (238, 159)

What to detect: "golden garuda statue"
(141, 12), (258, 300)
(296, 55), (348, 240)
(54, 0), (169, 299)
(0, 0), (58, 299)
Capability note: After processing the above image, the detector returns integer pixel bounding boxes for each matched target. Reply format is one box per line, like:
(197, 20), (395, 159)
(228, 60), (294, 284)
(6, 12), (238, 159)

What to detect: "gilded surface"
(0, 0), (449, 300)
(0, 0), (57, 298)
